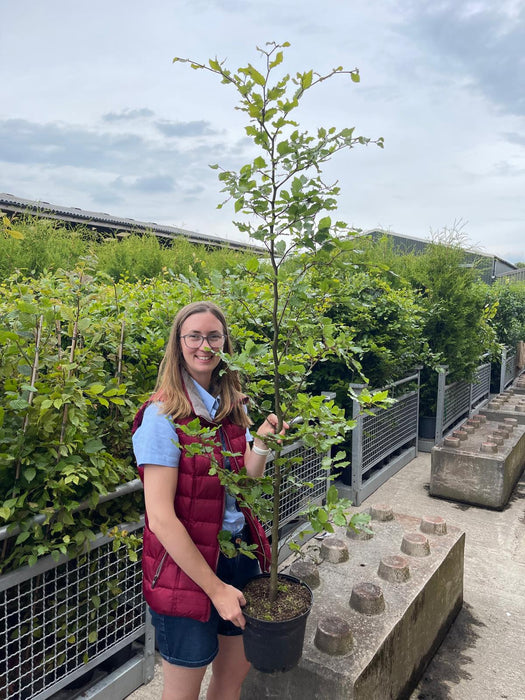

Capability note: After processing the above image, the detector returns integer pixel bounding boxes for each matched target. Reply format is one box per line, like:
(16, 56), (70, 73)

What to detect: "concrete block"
(240, 512), (464, 700)
(511, 374), (525, 394)
(479, 390), (525, 424)
(430, 416), (525, 509)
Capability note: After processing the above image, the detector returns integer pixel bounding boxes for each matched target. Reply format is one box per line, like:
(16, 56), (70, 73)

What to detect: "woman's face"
(179, 311), (225, 389)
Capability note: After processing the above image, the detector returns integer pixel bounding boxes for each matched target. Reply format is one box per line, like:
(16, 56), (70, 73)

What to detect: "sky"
(1, 0), (524, 262)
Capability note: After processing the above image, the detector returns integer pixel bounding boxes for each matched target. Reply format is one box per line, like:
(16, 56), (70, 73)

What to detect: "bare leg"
(160, 658), (207, 700)
(206, 635), (251, 700)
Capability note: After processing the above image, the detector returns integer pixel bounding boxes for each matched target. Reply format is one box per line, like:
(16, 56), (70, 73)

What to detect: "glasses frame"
(180, 333), (226, 349)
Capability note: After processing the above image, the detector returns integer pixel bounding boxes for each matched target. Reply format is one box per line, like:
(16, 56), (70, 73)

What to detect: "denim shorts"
(150, 545), (260, 668)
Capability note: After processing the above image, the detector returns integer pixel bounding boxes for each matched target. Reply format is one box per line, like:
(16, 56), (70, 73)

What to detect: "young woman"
(132, 301), (281, 700)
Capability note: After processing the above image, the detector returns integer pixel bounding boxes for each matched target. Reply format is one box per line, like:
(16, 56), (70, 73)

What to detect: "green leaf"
(302, 70), (313, 89)
(248, 65), (266, 86)
(277, 141), (292, 156)
(0, 506), (12, 520)
(84, 438), (104, 454)
(15, 531), (31, 545)
(17, 300), (38, 314)
(23, 468), (37, 483)
(87, 383), (105, 395)
(245, 257), (259, 273)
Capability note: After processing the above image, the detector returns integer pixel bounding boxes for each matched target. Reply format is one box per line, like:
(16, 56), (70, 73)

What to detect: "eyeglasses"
(181, 333), (226, 349)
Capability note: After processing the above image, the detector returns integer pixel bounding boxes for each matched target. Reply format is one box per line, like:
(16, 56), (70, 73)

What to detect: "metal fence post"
(435, 366), (447, 444)
(143, 607), (156, 684)
(500, 347), (508, 393)
(351, 389), (364, 506)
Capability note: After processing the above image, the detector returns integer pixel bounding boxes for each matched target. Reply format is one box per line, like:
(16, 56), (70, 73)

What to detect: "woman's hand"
(254, 414), (289, 446)
(246, 414), (290, 477)
(210, 582), (247, 629)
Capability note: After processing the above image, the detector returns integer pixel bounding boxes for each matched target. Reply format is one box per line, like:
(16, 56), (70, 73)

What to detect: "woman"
(132, 301), (281, 700)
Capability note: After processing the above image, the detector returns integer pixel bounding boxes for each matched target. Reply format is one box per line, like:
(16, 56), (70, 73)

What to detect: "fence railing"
(347, 371), (420, 506)
(500, 346), (517, 392)
(0, 489), (154, 700)
(495, 268), (525, 283)
(433, 358), (492, 446)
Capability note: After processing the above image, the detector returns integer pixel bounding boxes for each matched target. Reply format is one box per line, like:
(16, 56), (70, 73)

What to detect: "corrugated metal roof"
(0, 193), (263, 253)
(363, 228), (517, 270)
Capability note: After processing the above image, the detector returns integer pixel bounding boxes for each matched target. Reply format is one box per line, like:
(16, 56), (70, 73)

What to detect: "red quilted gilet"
(134, 403), (270, 621)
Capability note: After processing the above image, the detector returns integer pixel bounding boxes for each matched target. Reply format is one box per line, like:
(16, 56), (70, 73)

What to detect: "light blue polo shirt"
(132, 378), (250, 533)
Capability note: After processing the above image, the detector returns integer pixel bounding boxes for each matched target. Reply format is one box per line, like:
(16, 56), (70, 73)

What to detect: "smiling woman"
(179, 313), (226, 390)
(131, 300), (281, 700)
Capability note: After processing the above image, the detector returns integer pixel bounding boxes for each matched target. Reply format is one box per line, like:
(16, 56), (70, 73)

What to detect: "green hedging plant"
(485, 280), (525, 349)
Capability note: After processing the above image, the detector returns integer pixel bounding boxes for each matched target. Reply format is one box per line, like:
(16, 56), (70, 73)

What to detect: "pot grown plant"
(173, 42), (386, 673)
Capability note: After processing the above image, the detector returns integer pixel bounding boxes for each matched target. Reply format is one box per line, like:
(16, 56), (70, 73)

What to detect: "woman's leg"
(161, 659), (207, 700)
(206, 634), (251, 700)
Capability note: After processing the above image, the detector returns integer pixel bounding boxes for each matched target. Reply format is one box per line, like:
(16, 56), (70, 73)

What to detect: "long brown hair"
(153, 301), (251, 427)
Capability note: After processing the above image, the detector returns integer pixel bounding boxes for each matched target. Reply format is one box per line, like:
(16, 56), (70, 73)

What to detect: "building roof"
(363, 228), (517, 282)
(0, 193), (262, 253)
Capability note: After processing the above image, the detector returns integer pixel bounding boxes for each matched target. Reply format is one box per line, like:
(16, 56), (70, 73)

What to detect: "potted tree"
(173, 42), (386, 673)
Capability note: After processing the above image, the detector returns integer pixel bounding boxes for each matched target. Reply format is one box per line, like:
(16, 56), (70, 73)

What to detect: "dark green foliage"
(485, 280), (525, 349)
(386, 241), (497, 381)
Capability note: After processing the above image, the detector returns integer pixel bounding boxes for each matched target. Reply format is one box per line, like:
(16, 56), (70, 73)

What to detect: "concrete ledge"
(509, 375), (525, 394)
(479, 391), (525, 425)
(241, 512), (464, 700)
(430, 417), (525, 509)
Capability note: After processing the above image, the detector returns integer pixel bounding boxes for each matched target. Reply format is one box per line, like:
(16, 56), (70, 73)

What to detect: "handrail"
(0, 478), (143, 543)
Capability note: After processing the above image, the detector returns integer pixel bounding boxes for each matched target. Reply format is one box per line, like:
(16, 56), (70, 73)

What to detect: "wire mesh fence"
(262, 441), (330, 536)
(434, 359), (493, 445)
(349, 371), (420, 505)
(0, 520), (151, 700)
(500, 346), (517, 392)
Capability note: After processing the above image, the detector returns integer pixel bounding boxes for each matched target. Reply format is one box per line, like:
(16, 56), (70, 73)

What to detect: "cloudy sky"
(1, 0), (524, 261)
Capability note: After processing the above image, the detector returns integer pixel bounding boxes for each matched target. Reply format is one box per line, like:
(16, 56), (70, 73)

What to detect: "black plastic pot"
(419, 415), (437, 439)
(242, 573), (313, 674)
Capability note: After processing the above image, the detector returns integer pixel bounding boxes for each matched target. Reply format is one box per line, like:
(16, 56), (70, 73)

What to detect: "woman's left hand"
(255, 414), (289, 444)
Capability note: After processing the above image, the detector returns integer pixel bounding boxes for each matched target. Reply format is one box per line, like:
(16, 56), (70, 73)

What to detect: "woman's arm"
(143, 464), (247, 627)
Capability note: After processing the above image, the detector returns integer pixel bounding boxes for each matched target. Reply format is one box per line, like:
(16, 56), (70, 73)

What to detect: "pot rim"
(242, 572), (313, 624)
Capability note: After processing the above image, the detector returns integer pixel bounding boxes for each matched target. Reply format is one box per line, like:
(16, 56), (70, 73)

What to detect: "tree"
(173, 42), (386, 604)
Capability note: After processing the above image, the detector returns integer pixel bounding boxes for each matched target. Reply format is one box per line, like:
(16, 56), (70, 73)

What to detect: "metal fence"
(0, 513), (153, 700)
(500, 346), (517, 392)
(262, 441), (330, 537)
(495, 268), (525, 283)
(433, 358), (492, 446)
(348, 371), (420, 506)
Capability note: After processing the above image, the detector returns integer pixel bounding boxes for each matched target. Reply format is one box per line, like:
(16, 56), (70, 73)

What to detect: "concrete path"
(126, 452), (525, 699)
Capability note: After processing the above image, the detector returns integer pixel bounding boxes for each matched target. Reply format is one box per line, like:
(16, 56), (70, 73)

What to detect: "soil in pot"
(243, 575), (311, 621)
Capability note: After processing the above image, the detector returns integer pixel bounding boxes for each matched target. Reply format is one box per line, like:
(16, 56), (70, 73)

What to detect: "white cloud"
(0, 0), (523, 261)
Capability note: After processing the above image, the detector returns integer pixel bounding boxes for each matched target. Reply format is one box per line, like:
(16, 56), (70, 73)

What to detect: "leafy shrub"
(485, 280), (525, 349)
(0, 217), (91, 278)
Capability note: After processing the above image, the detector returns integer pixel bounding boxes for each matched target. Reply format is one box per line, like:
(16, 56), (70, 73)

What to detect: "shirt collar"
(192, 377), (220, 419)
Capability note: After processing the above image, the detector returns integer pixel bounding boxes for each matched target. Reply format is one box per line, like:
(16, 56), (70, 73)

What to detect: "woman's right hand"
(211, 582), (247, 629)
